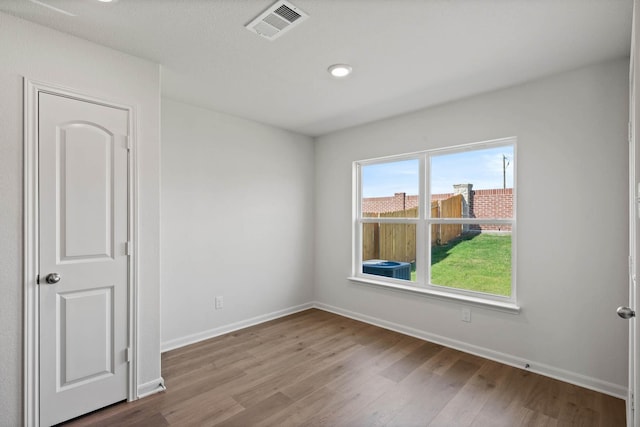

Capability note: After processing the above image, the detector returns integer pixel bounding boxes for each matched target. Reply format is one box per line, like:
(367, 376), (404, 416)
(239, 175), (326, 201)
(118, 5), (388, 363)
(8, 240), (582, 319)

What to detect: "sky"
(362, 145), (514, 197)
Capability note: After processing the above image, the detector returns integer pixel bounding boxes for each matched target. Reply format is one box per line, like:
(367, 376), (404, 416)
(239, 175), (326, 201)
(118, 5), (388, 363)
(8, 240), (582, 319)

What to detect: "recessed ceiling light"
(328, 64), (353, 78)
(97, 0), (115, 2)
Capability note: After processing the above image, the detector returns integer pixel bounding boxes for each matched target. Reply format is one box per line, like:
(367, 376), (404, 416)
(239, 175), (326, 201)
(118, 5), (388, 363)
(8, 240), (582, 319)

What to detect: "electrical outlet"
(461, 307), (471, 322)
(215, 296), (223, 309)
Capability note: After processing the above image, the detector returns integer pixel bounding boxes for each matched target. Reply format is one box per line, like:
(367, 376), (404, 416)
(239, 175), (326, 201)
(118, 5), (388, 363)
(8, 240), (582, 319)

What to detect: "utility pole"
(502, 154), (510, 189)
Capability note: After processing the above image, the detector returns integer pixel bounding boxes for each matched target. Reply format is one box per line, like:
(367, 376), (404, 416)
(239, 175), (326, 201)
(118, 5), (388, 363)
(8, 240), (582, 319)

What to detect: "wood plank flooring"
(63, 309), (625, 426)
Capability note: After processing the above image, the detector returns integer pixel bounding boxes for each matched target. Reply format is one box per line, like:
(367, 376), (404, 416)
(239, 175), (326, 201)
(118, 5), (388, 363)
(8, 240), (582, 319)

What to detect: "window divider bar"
(360, 217), (421, 224)
(361, 218), (513, 224)
(427, 218), (513, 225)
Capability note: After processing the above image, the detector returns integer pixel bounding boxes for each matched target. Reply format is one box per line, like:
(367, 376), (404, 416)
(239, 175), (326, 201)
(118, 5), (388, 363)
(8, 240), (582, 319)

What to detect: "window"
(353, 138), (517, 309)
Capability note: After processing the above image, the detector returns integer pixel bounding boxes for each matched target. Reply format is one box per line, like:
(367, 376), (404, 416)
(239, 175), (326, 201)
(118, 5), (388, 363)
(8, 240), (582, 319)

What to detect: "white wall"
(160, 99), (315, 349)
(314, 59), (630, 396)
(0, 12), (162, 425)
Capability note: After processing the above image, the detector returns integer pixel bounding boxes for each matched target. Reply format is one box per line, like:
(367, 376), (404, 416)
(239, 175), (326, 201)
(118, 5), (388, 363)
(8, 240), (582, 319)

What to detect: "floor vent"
(245, 0), (308, 41)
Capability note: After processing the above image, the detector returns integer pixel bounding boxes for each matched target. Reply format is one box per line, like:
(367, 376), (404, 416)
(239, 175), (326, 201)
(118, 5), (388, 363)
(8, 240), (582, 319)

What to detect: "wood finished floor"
(63, 309), (625, 427)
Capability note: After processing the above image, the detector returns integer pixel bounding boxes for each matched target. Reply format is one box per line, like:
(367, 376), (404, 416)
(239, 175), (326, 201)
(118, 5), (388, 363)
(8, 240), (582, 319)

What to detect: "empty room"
(1, 0), (639, 425)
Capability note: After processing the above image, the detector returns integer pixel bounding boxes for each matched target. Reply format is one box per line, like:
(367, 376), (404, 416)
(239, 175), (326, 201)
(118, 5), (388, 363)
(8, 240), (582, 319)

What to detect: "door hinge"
(632, 392), (635, 411)
(125, 347), (131, 363)
(124, 135), (131, 151)
(125, 241), (132, 256)
(36, 274), (40, 285)
(629, 121), (633, 144)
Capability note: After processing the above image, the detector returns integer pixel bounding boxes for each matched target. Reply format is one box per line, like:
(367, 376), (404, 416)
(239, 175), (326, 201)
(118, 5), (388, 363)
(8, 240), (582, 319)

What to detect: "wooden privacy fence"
(362, 208), (417, 263)
(363, 194), (463, 263)
(431, 194), (463, 245)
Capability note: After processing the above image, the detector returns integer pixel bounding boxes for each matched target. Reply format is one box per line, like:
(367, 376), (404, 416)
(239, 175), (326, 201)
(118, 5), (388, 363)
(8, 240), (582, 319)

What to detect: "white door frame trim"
(23, 79), (139, 426)
(629, 2), (639, 425)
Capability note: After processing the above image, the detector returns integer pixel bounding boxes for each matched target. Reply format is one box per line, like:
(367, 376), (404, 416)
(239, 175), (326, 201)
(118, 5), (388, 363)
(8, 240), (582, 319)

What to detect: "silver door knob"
(617, 306), (635, 319)
(45, 273), (61, 284)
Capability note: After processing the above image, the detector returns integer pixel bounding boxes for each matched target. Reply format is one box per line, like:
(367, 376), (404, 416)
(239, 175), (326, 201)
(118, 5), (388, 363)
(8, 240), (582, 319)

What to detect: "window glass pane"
(430, 145), (513, 219)
(430, 226), (511, 296)
(362, 223), (416, 282)
(362, 159), (419, 218)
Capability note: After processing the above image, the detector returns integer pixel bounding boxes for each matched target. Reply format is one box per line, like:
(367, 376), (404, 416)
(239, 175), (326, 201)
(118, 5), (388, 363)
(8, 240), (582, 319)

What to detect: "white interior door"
(38, 92), (130, 426)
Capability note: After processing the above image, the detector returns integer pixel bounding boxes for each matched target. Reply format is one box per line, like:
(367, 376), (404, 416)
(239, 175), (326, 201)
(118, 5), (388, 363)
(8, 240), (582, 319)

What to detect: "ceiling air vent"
(245, 0), (308, 41)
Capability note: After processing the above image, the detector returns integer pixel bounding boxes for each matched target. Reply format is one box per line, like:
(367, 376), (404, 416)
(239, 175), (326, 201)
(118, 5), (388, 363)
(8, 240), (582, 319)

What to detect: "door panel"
(58, 123), (114, 261)
(58, 287), (114, 389)
(39, 92), (129, 426)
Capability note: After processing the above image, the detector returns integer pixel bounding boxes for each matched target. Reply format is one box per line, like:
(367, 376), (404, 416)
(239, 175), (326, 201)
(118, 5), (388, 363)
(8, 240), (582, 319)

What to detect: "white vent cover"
(245, 0), (308, 41)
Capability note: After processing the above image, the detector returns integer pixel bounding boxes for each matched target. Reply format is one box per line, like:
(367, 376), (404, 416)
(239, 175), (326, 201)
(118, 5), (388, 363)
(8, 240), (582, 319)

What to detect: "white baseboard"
(137, 377), (166, 398)
(312, 302), (627, 400)
(160, 302), (314, 352)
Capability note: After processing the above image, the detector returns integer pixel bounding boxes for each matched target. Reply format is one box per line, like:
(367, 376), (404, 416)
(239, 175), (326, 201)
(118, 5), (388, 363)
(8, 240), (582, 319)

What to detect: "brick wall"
(470, 188), (513, 231)
(470, 188), (513, 218)
(362, 193), (419, 214)
(362, 187), (513, 232)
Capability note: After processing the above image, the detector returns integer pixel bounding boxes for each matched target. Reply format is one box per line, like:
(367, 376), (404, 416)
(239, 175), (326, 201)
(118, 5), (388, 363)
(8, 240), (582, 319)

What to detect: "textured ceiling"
(0, 0), (633, 136)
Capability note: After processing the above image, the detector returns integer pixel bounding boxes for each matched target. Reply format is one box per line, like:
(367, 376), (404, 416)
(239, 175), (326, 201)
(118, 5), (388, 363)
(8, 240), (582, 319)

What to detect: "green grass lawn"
(411, 232), (512, 296)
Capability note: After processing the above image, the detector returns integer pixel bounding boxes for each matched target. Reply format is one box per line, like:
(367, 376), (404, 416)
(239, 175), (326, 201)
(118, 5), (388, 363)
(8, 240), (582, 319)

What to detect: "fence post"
(453, 183), (473, 232)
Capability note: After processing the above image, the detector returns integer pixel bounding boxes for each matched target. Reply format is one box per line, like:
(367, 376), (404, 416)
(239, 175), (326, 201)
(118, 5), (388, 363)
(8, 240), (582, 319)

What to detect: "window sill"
(347, 276), (521, 314)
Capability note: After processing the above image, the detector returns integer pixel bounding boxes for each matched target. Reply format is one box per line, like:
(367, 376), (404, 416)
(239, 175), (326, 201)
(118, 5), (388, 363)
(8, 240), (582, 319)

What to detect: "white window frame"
(350, 137), (519, 313)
